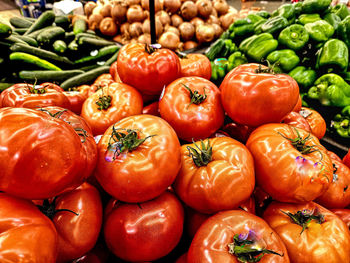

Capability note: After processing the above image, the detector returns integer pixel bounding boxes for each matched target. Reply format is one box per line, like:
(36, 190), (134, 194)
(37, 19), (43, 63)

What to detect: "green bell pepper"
(220, 30), (230, 40)
(302, 0), (332, 14)
(289, 66), (317, 90)
(256, 11), (270, 19)
(331, 4), (350, 20)
(298, 14), (321, 25)
(247, 14), (265, 24)
(266, 49), (300, 72)
(331, 106), (350, 138)
(323, 13), (341, 31)
(260, 16), (289, 35)
(338, 16), (350, 48)
(220, 39), (237, 57)
(272, 4), (296, 21)
(304, 20), (334, 42)
(278, 24), (309, 50)
(232, 19), (255, 37)
(228, 51), (248, 70)
(294, 2), (303, 15)
(211, 58), (228, 81)
(308, 73), (350, 107)
(211, 61), (218, 81)
(239, 33), (278, 62)
(316, 39), (348, 72)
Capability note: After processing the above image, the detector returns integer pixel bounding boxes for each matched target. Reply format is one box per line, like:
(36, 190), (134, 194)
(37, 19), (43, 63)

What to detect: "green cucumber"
(0, 23), (12, 38)
(10, 17), (33, 28)
(13, 28), (27, 35)
(105, 50), (119, 66)
(6, 35), (29, 45)
(37, 26), (65, 46)
(54, 15), (70, 29)
(53, 40), (67, 54)
(61, 66), (110, 90)
(27, 26), (57, 39)
(65, 31), (75, 42)
(73, 19), (87, 35)
(19, 69), (84, 82)
(76, 32), (105, 40)
(0, 40), (11, 48)
(10, 52), (62, 71)
(74, 45), (119, 64)
(12, 35), (38, 47)
(78, 64), (100, 72)
(78, 37), (117, 48)
(68, 39), (79, 51)
(24, 11), (55, 35)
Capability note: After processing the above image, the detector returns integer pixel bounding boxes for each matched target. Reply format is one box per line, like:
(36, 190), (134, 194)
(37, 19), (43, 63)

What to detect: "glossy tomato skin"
(292, 94), (302, 112)
(0, 193), (58, 262)
(95, 114), (181, 203)
(142, 101), (160, 116)
(263, 202), (350, 263)
(328, 150), (343, 162)
(220, 63), (299, 127)
(0, 107), (85, 199)
(117, 43), (181, 96)
(159, 77), (225, 141)
(174, 137), (255, 213)
(331, 209), (350, 229)
(222, 121), (255, 143)
(109, 62), (122, 83)
(63, 91), (88, 115)
(0, 83), (70, 109)
(104, 191), (184, 262)
(81, 83), (143, 136)
(246, 123), (333, 203)
(180, 53), (211, 80)
(281, 111), (311, 132)
(176, 253), (188, 263)
(299, 107), (326, 139)
(344, 150), (350, 168)
(188, 210), (290, 263)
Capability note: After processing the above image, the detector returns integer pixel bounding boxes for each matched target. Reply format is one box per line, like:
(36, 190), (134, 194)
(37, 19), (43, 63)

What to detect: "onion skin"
(141, 0), (163, 12)
(129, 22), (143, 38)
(196, 24), (215, 43)
(159, 32), (180, 50)
(126, 5), (144, 23)
(164, 0), (181, 14)
(212, 23), (223, 38)
(142, 18), (163, 37)
(100, 4), (112, 17)
(88, 14), (103, 31)
(138, 33), (151, 44)
(220, 12), (235, 30)
(166, 26), (180, 36)
(206, 14), (220, 25)
(181, 1), (198, 21)
(126, 0), (141, 6)
(183, 41), (198, 50)
(190, 17), (204, 28)
(84, 1), (97, 18)
(156, 10), (171, 26)
(100, 17), (118, 36)
(171, 14), (183, 27)
(111, 2), (127, 23)
(196, 0), (213, 19)
(214, 0), (229, 16)
(120, 22), (130, 35)
(179, 22), (195, 41)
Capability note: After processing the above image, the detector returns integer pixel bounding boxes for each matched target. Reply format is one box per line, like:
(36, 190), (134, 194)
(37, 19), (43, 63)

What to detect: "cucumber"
(14, 28), (28, 35)
(10, 17), (33, 28)
(61, 66), (110, 90)
(6, 35), (29, 45)
(78, 64), (100, 72)
(37, 26), (65, 46)
(12, 35), (38, 47)
(74, 45), (119, 64)
(105, 50), (119, 66)
(24, 11), (55, 35)
(54, 15), (70, 29)
(78, 37), (117, 48)
(53, 40), (67, 54)
(75, 32), (105, 40)
(86, 30), (97, 35)
(68, 39), (79, 51)
(73, 19), (87, 35)
(19, 69), (84, 82)
(27, 26), (57, 39)
(10, 52), (62, 71)
(0, 23), (12, 38)
(65, 31), (75, 42)
(0, 40), (11, 48)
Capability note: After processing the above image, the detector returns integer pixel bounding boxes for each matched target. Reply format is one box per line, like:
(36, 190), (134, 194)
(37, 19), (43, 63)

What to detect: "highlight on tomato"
(179, 53), (211, 80)
(299, 107), (326, 139)
(282, 111), (311, 132)
(330, 209), (350, 229)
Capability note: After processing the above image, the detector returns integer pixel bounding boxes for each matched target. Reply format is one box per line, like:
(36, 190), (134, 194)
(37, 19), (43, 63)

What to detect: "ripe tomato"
(343, 149), (350, 168)
(254, 186), (272, 216)
(299, 107), (326, 139)
(222, 120), (255, 143)
(176, 253), (188, 263)
(95, 73), (114, 83)
(328, 150), (343, 162)
(292, 94), (302, 112)
(0, 82), (70, 109)
(104, 191), (184, 262)
(240, 196), (256, 214)
(142, 101), (160, 116)
(188, 210), (290, 263)
(186, 207), (211, 238)
(179, 53), (211, 80)
(159, 77), (224, 141)
(220, 63), (299, 127)
(0, 193), (57, 262)
(281, 111), (311, 132)
(316, 159), (350, 208)
(246, 123), (333, 203)
(95, 114), (181, 203)
(63, 91), (88, 115)
(109, 61), (122, 82)
(117, 43), (180, 97)
(263, 201), (350, 263)
(0, 107), (86, 199)
(174, 137), (254, 213)
(331, 209), (350, 229)
(81, 83), (143, 136)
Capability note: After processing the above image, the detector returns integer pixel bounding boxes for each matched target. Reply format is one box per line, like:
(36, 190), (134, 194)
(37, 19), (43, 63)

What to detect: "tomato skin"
(187, 210), (290, 263)
(95, 114), (181, 203)
(239, 196), (256, 214)
(220, 63), (299, 127)
(292, 94), (302, 112)
(263, 201), (350, 263)
(328, 150), (343, 162)
(222, 121), (255, 143)
(109, 62), (122, 83)
(159, 77), (225, 141)
(343, 149), (350, 168)
(0, 193), (58, 262)
(246, 123), (333, 203)
(117, 43), (181, 96)
(0, 107), (86, 199)
(299, 107), (326, 139)
(81, 83), (143, 136)
(281, 111), (311, 132)
(142, 101), (160, 116)
(104, 191), (184, 262)
(174, 137), (255, 214)
(180, 53), (211, 80)
(331, 209), (350, 229)
(94, 73), (114, 83)
(63, 91), (88, 115)
(176, 253), (188, 263)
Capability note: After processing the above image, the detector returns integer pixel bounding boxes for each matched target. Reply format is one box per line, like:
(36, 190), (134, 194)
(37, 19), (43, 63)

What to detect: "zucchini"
(6, 35), (29, 45)
(10, 17), (33, 28)
(0, 23), (12, 38)
(73, 19), (87, 35)
(27, 26), (57, 39)
(24, 11), (55, 35)
(37, 26), (65, 46)
(0, 40), (12, 48)
(12, 35), (38, 47)
(78, 37), (117, 48)
(53, 40), (67, 54)
(54, 15), (70, 29)
(10, 52), (62, 71)
(86, 30), (97, 35)
(75, 32), (104, 40)
(61, 66), (110, 90)
(105, 50), (119, 66)
(19, 69), (84, 82)
(14, 28), (28, 35)
(74, 45), (119, 64)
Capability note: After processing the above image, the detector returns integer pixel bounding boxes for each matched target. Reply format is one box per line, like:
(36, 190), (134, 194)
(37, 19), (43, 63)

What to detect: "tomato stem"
(145, 44), (161, 54)
(37, 198), (79, 220)
(96, 95), (112, 110)
(182, 83), (207, 109)
(254, 60), (278, 74)
(187, 139), (212, 167)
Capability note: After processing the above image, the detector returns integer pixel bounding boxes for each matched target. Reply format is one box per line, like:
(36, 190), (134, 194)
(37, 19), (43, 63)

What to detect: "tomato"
(299, 107), (326, 139)
(222, 120), (255, 143)
(176, 253), (188, 263)
(330, 209), (350, 229)
(186, 207), (211, 238)
(220, 63), (299, 127)
(104, 191), (184, 262)
(0, 107), (86, 199)
(246, 123), (333, 203)
(180, 53), (211, 80)
(292, 94), (302, 112)
(0, 193), (57, 262)
(239, 196), (256, 214)
(174, 137), (254, 213)
(0, 82), (70, 109)
(95, 114), (181, 203)
(263, 201), (350, 263)
(253, 186), (272, 216)
(117, 43), (181, 97)
(63, 91), (88, 114)
(109, 61), (122, 83)
(281, 111), (311, 132)
(316, 159), (350, 208)
(328, 150), (343, 162)
(94, 73), (114, 83)
(188, 210), (290, 263)
(159, 77), (225, 141)
(343, 149), (350, 168)
(81, 83), (143, 136)
(142, 101), (160, 116)
(76, 85), (95, 97)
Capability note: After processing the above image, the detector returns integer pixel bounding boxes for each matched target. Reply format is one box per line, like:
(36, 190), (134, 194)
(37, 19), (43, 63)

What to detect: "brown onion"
(100, 4), (112, 17)
(113, 34), (124, 43)
(211, 7), (218, 17)
(166, 25), (180, 36)
(206, 14), (220, 24)
(220, 12), (235, 30)
(120, 22), (130, 35)
(179, 22), (194, 41)
(141, 0), (163, 12)
(164, 0), (181, 13)
(190, 17), (204, 28)
(213, 0), (229, 16)
(142, 18), (163, 37)
(159, 31), (180, 50)
(212, 23), (223, 38)
(196, 0), (212, 19)
(88, 14), (103, 31)
(84, 1), (97, 17)
(138, 33), (151, 44)
(196, 23), (215, 43)
(111, 2), (127, 22)
(171, 14), (183, 27)
(181, 1), (198, 21)
(144, 10), (150, 19)
(129, 22), (143, 38)
(126, 0), (140, 6)
(126, 5), (144, 23)
(156, 10), (171, 25)
(99, 17), (118, 36)
(183, 40), (198, 50)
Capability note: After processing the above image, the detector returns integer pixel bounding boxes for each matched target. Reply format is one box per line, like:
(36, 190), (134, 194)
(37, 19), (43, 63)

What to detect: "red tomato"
(253, 186), (272, 216)
(222, 121), (255, 143)
(299, 107), (326, 139)
(76, 85), (95, 97)
(104, 191), (184, 262)
(328, 150), (343, 162)
(246, 123), (333, 203)
(186, 207), (211, 238)
(344, 150), (350, 168)
(0, 107), (86, 199)
(81, 83), (143, 136)
(94, 73), (114, 83)
(176, 253), (188, 263)
(263, 201), (350, 263)
(281, 111), (311, 132)
(117, 43), (181, 96)
(174, 137), (255, 213)
(63, 91), (88, 115)
(180, 53), (211, 80)
(109, 61), (122, 83)
(0, 82), (70, 109)
(188, 210), (290, 263)
(159, 77), (225, 141)
(239, 196), (256, 214)
(292, 94), (302, 112)
(95, 115), (181, 203)
(331, 209), (350, 229)
(220, 63), (299, 127)
(0, 193), (58, 262)
(142, 101), (160, 116)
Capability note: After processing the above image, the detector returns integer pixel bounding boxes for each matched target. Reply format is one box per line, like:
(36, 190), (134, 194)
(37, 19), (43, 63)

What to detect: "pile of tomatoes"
(0, 43), (350, 263)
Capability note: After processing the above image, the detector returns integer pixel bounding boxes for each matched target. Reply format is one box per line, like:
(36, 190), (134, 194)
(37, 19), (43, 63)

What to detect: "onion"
(130, 38), (138, 44)
(88, 14), (103, 31)
(129, 22), (143, 38)
(159, 32), (180, 50)
(190, 17), (204, 28)
(113, 34), (124, 43)
(181, 1), (198, 21)
(183, 40), (198, 50)
(100, 4), (112, 17)
(126, 0), (140, 6)
(179, 22), (194, 41)
(84, 1), (97, 17)
(126, 5), (144, 23)
(213, 0), (229, 16)
(144, 10), (149, 19)
(92, 4), (103, 15)
(212, 23), (223, 38)
(99, 17), (118, 36)
(220, 12), (235, 30)
(111, 2), (127, 22)
(141, 0), (163, 12)
(228, 7), (238, 14)
(196, 23), (215, 43)
(166, 25), (180, 36)
(196, 0), (212, 19)
(138, 33), (151, 44)
(211, 8), (218, 17)
(171, 14), (183, 27)
(142, 18), (163, 37)
(120, 22), (130, 35)
(156, 10), (171, 26)
(164, 0), (181, 13)
(206, 14), (220, 24)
